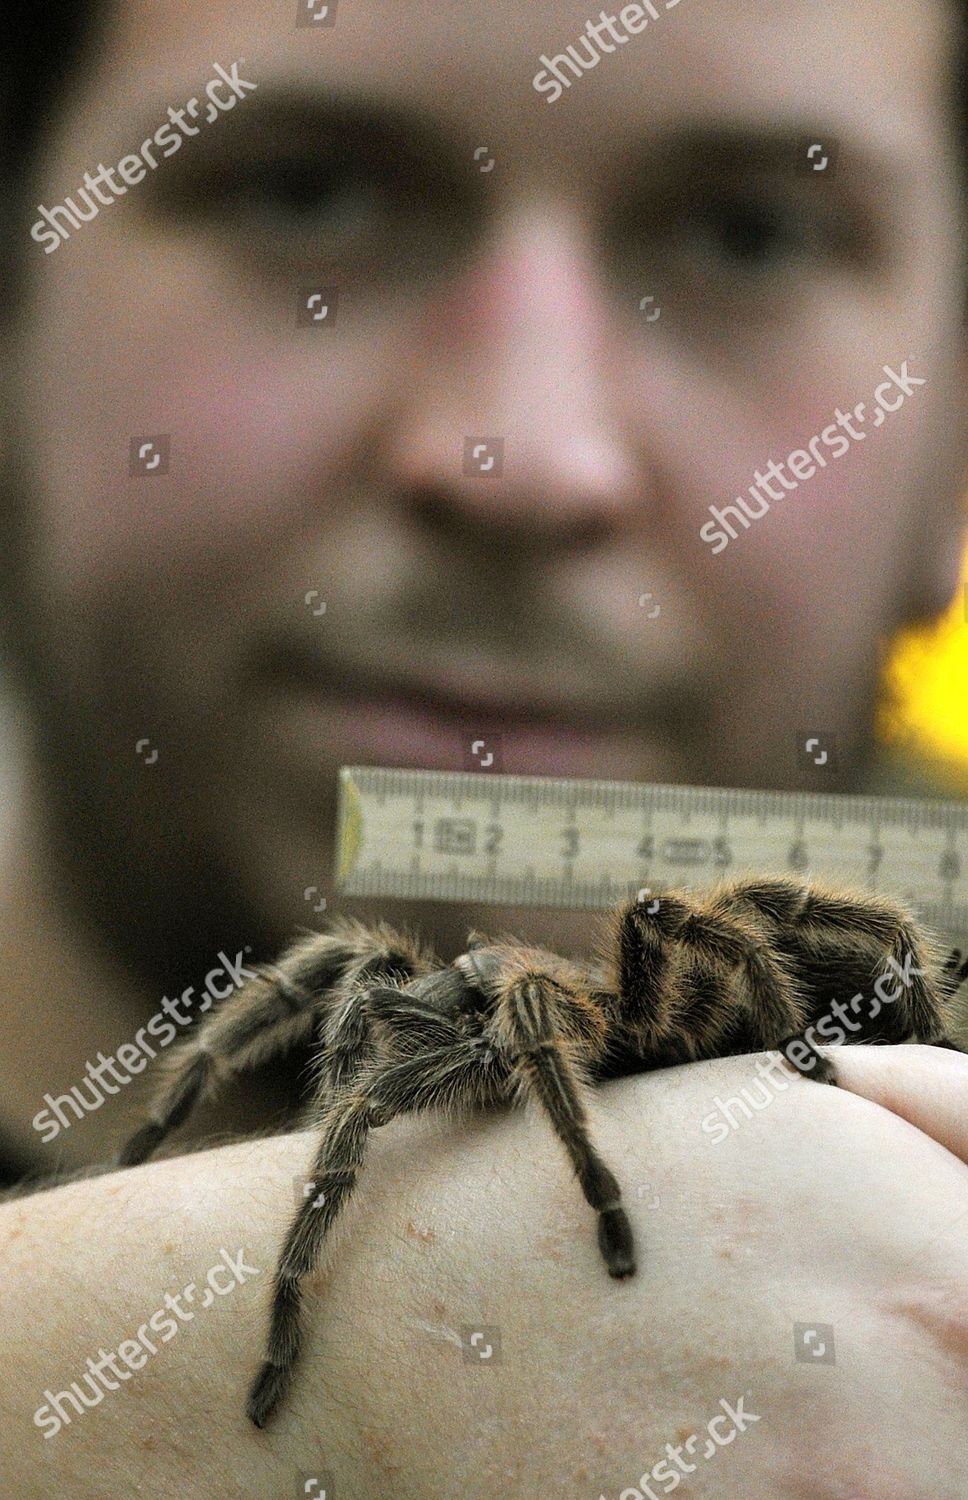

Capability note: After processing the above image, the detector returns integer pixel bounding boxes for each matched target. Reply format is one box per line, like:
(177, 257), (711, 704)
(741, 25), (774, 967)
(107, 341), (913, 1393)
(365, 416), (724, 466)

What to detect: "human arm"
(1, 1046), (965, 1498)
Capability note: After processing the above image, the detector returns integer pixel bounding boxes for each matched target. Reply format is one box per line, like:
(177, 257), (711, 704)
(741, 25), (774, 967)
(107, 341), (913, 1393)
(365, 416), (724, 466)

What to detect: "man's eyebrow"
(613, 121), (913, 190)
(129, 85), (467, 168)
(123, 87), (918, 228)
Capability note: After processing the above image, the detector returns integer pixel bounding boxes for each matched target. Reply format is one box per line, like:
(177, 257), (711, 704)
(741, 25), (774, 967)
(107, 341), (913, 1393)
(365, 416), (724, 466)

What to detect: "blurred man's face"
(6, 0), (967, 946)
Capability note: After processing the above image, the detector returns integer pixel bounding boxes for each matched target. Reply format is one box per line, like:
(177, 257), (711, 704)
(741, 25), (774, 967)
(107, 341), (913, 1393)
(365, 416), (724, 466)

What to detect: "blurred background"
(882, 535), (968, 793)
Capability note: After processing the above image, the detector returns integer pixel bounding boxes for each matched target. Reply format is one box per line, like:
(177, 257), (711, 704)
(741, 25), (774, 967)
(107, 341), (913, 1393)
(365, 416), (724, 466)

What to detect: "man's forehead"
(87, 0), (956, 163)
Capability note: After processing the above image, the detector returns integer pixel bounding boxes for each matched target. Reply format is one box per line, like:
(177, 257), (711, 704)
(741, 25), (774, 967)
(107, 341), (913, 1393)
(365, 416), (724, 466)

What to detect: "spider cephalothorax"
(114, 877), (968, 1427)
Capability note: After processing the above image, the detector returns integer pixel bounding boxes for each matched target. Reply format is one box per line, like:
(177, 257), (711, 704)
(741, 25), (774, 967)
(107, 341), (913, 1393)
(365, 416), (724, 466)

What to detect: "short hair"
(0, 0), (108, 316)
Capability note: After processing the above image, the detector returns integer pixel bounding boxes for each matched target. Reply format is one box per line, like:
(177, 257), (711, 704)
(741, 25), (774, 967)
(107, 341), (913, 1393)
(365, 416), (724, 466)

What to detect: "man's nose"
(385, 209), (645, 547)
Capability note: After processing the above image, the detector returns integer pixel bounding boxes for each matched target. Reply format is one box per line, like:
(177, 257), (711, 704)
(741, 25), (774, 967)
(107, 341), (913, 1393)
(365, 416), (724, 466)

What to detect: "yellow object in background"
(881, 544), (968, 792)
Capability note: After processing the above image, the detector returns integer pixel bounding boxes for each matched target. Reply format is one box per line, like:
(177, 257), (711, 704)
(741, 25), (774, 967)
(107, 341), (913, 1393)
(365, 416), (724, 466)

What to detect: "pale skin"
(1, 1048), (966, 1497)
(2, 0), (968, 1490)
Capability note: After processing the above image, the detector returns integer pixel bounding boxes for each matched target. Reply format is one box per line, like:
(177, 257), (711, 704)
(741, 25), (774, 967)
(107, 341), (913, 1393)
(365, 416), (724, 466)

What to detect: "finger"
(825, 1043), (968, 1166)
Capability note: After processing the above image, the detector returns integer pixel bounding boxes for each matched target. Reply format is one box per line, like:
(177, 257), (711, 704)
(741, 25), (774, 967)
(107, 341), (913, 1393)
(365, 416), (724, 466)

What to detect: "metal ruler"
(336, 767), (968, 943)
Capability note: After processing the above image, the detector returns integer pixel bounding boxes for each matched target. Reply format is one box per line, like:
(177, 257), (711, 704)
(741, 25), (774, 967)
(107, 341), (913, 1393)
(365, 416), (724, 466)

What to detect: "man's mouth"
(253, 636), (676, 779)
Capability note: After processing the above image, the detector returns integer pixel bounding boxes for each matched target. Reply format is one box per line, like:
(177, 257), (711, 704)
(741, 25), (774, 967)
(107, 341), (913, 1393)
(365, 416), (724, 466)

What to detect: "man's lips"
(251, 637), (671, 776)
(265, 684), (651, 779)
(255, 636), (677, 734)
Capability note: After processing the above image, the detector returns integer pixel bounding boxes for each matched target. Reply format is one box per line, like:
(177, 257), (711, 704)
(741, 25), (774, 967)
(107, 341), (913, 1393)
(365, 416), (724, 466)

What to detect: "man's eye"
(205, 162), (393, 242)
(166, 150), (479, 281)
(685, 193), (808, 270)
(605, 177), (849, 316)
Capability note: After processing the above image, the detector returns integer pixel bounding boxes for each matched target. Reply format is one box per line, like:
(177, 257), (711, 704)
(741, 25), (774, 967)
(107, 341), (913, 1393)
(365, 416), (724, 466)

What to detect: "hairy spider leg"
(489, 967), (635, 1280)
(116, 923), (431, 1167)
(614, 892), (810, 1061)
(247, 1027), (502, 1428)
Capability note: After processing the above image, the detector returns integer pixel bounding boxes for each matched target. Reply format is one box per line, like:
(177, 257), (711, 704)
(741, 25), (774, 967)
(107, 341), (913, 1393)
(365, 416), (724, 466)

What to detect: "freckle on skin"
(362, 1427), (404, 1476)
(432, 1298), (446, 1316)
(406, 1218), (436, 1244)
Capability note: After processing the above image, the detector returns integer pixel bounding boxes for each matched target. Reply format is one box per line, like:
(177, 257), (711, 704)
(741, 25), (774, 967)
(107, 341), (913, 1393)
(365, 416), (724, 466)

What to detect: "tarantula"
(114, 877), (968, 1428)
